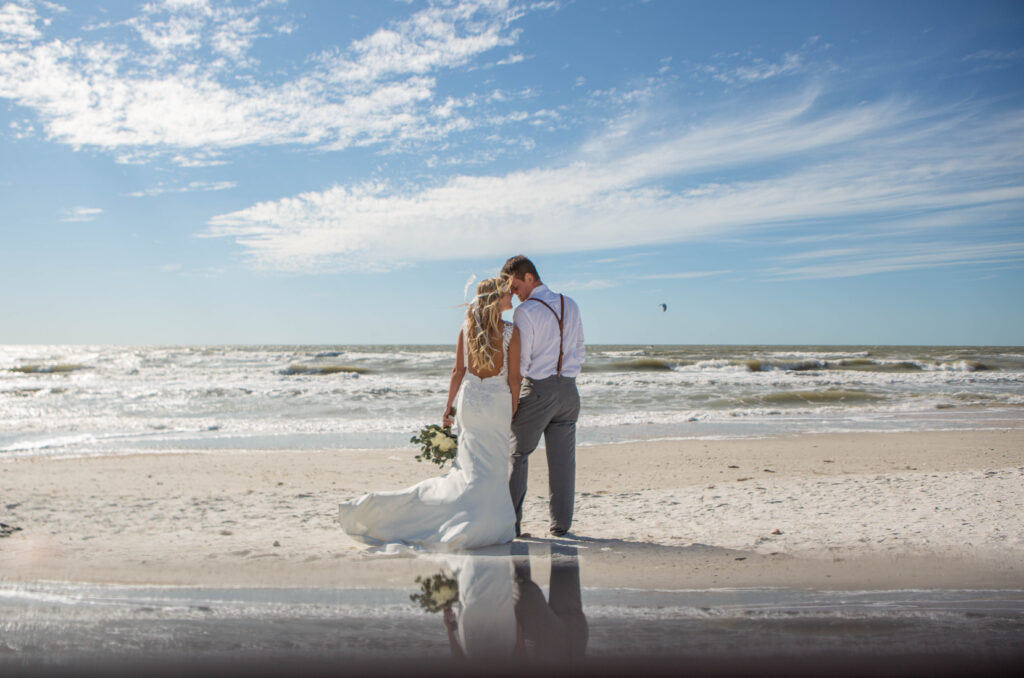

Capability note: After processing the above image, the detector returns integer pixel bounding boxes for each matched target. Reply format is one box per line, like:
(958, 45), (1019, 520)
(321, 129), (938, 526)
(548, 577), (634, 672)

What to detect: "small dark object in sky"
(660, 303), (667, 312)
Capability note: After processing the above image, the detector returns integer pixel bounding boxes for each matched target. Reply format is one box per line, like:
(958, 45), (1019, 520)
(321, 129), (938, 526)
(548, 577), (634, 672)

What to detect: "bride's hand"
(442, 408), (454, 428)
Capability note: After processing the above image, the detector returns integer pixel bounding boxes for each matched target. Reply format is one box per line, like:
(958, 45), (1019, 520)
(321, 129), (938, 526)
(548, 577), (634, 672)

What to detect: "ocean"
(2, 344), (1023, 459)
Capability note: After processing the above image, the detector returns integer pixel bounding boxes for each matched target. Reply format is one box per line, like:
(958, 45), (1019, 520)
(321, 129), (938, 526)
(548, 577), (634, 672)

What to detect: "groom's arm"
(513, 306), (534, 377)
(567, 298), (585, 367)
(575, 309), (586, 365)
(508, 327), (522, 416)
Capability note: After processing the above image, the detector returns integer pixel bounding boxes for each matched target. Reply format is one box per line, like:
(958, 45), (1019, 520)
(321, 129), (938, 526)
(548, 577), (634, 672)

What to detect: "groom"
(502, 255), (585, 538)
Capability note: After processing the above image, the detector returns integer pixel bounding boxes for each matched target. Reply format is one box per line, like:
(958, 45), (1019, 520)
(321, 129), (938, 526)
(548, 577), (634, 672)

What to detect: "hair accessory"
(462, 274), (477, 302)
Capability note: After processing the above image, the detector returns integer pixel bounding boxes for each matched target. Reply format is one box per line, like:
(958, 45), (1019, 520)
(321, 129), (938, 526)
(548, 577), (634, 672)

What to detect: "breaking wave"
(9, 363), (90, 374)
(2, 343), (1021, 456)
(280, 364), (371, 376)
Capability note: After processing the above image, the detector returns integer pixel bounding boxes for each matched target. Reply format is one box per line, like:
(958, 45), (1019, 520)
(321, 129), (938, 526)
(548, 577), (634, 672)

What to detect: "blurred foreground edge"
(6, 653), (1024, 678)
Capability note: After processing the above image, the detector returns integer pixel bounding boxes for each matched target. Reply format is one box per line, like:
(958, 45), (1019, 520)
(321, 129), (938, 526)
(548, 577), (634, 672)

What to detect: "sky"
(1, 0), (1022, 346)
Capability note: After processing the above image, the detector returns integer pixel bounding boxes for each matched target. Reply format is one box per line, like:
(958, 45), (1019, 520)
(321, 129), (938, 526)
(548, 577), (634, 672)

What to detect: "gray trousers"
(513, 544), (588, 661)
(509, 375), (580, 536)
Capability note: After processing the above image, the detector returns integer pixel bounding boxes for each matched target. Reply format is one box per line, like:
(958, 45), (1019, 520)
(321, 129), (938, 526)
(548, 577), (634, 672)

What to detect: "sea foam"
(1, 344), (1021, 457)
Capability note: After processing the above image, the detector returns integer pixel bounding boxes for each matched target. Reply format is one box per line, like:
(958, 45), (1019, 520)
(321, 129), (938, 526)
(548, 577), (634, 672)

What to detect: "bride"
(337, 277), (521, 550)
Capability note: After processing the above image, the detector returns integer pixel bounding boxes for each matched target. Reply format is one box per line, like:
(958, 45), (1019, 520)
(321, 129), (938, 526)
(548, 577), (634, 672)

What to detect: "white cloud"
(692, 38), (831, 85)
(963, 49), (1024, 62)
(122, 0), (281, 66)
(203, 90), (1024, 274)
(191, 179), (235, 191)
(316, 1), (519, 85)
(732, 52), (802, 83)
(639, 270), (732, 280)
(0, 2), (41, 40)
(168, 151), (229, 167)
(128, 7), (204, 56)
(592, 252), (656, 264)
(764, 242), (1024, 280)
(548, 278), (616, 291)
(7, 117), (35, 139)
(0, 0), (527, 161)
(60, 206), (102, 222)
(496, 53), (525, 65)
(773, 247), (865, 263)
(126, 180), (237, 197)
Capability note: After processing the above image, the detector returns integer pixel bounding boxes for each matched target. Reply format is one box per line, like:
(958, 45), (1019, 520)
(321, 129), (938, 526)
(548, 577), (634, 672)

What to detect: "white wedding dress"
(445, 549), (517, 657)
(337, 322), (517, 551)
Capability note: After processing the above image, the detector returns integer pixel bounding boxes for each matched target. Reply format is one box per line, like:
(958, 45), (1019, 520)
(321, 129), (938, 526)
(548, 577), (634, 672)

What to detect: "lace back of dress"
(499, 322), (512, 377)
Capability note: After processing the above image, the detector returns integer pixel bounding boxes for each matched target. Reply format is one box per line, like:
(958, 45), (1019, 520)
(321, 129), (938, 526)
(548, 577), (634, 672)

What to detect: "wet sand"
(1, 429), (1022, 589)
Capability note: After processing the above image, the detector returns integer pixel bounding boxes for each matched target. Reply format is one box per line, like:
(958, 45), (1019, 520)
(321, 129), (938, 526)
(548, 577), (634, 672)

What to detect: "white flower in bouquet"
(430, 582), (458, 608)
(435, 433), (457, 453)
(411, 571), (458, 613)
(411, 420), (458, 467)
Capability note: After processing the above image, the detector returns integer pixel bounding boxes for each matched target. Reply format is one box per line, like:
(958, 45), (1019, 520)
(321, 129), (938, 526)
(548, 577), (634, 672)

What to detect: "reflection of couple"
(443, 545), (588, 662)
(338, 255), (585, 549)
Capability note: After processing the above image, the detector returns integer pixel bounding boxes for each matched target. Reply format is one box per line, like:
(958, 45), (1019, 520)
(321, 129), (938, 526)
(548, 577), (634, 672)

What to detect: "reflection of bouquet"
(411, 420), (457, 467)
(410, 571), (458, 613)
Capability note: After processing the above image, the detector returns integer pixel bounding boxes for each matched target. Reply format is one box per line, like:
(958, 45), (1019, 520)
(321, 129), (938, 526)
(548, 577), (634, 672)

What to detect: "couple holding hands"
(338, 255), (585, 549)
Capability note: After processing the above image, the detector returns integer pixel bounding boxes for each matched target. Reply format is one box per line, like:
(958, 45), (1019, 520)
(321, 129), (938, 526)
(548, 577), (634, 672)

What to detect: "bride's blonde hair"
(465, 277), (507, 371)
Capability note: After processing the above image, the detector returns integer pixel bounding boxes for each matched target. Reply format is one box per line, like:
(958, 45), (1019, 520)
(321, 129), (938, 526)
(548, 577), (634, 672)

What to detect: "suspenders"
(525, 294), (565, 376)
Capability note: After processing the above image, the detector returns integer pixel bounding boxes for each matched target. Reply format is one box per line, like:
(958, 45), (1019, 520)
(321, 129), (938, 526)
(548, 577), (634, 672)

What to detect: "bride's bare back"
(468, 330), (504, 379)
(442, 279), (522, 429)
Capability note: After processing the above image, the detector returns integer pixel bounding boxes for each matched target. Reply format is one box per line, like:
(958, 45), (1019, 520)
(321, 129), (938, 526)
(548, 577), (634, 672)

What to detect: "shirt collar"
(528, 284), (549, 300)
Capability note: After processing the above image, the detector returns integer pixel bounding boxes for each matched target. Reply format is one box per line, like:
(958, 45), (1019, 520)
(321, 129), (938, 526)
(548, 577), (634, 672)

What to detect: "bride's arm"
(508, 327), (522, 416)
(443, 330), (467, 427)
(443, 607), (465, 659)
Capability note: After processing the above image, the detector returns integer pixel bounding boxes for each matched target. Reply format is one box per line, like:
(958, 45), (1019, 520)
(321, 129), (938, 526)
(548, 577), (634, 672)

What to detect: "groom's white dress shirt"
(512, 284), (585, 379)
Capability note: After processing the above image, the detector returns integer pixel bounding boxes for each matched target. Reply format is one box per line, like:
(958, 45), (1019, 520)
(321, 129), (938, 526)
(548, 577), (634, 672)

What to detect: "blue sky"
(1, 0), (1022, 345)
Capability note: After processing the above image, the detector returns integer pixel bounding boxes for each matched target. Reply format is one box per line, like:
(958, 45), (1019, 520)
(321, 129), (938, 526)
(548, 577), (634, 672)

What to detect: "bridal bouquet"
(410, 571), (458, 613)
(411, 421), (457, 467)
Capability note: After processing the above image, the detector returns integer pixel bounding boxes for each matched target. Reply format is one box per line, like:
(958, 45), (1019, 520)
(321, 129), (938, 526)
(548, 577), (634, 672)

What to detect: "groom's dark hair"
(502, 255), (541, 282)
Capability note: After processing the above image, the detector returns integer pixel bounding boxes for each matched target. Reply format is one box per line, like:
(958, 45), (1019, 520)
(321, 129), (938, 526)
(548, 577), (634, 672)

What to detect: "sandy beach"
(2, 429), (1022, 591)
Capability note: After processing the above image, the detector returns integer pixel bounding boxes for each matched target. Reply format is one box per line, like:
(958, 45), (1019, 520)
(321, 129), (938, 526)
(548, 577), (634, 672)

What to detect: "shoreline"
(1, 429), (1022, 590)
(6, 414), (1024, 462)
